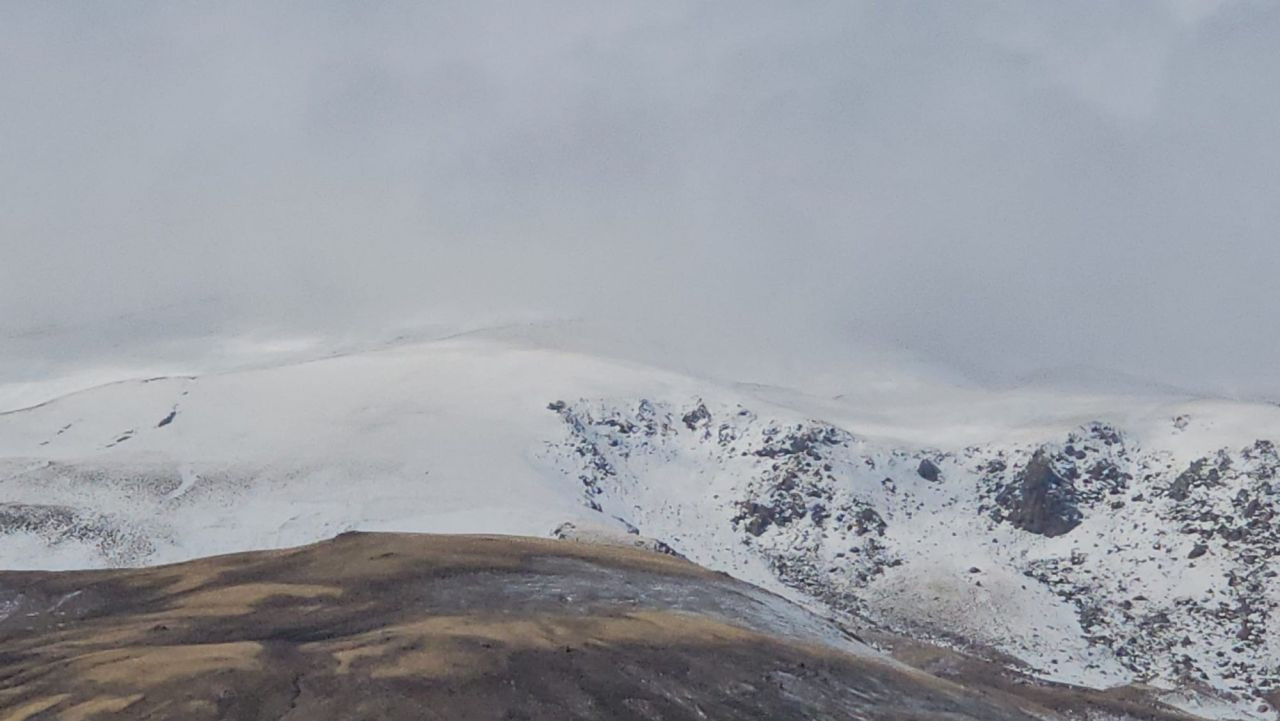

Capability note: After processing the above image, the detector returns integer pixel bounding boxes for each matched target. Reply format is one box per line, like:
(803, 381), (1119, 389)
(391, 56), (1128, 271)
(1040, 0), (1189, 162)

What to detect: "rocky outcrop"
(995, 451), (1082, 537)
(680, 402), (712, 432)
(1168, 453), (1230, 501)
(544, 399), (1280, 715)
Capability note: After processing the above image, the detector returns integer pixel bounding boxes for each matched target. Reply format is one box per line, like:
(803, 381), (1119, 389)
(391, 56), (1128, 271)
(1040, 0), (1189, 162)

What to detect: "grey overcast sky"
(2, 1), (1278, 396)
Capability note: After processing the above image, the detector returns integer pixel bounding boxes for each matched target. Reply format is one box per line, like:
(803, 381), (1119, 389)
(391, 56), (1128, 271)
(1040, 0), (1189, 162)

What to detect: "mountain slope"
(0, 532), (1199, 721)
(0, 334), (1277, 718)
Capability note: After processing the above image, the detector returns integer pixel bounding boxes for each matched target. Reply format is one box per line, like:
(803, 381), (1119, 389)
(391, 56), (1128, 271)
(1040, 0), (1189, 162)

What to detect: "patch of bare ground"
(0, 533), (1204, 720)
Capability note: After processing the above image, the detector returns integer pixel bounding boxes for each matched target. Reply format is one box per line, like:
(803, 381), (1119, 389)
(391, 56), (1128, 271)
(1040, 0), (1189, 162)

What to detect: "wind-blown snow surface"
(2, 333), (1278, 718)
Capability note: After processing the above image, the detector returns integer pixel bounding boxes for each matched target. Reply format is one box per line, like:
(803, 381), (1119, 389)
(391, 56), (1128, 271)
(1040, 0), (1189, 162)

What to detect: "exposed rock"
(545, 400), (1280, 711)
(917, 458), (942, 482)
(996, 451), (1082, 537)
(552, 521), (685, 559)
(1169, 454), (1229, 502)
(853, 507), (887, 537)
(681, 402), (712, 431)
(0, 503), (153, 564)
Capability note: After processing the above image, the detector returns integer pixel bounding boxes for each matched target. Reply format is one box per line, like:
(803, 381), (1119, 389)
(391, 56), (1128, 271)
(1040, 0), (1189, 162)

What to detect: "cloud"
(2, 1), (1278, 397)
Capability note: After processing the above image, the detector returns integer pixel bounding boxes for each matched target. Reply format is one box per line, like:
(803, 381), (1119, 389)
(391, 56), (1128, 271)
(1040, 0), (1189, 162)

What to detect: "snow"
(2, 328), (1278, 719)
(0, 335), (712, 567)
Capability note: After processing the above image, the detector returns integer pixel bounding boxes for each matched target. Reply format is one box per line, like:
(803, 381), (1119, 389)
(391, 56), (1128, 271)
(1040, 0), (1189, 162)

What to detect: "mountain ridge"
(0, 531), (1205, 721)
(1, 334), (1276, 719)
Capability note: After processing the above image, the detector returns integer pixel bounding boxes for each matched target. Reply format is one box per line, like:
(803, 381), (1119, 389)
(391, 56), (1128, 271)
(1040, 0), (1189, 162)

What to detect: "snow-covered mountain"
(1, 330), (1277, 719)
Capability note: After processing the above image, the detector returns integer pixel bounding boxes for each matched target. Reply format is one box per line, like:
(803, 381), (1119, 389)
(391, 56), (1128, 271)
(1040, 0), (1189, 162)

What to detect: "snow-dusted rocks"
(543, 398), (1280, 718)
(1, 334), (1278, 718)
(550, 521), (684, 558)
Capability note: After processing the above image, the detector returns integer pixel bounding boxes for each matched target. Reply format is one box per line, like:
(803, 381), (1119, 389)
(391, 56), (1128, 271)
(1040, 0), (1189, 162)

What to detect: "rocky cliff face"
(544, 399), (1280, 718)
(995, 450), (1084, 537)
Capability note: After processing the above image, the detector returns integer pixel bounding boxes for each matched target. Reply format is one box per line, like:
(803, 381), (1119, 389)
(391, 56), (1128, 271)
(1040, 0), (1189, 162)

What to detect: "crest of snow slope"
(0, 337), (708, 567)
(1, 332), (1278, 719)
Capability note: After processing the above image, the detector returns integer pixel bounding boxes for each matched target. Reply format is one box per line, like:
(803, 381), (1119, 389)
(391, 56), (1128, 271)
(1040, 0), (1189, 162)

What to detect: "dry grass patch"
(0, 695), (69, 721)
(282, 533), (711, 585)
(172, 582), (341, 616)
(72, 642), (262, 685)
(57, 694), (144, 721)
(322, 610), (779, 680)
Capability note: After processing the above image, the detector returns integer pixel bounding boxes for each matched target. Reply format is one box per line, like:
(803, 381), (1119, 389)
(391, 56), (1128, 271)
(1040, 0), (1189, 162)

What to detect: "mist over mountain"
(4, 1), (1280, 399)
(3, 5), (1279, 720)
